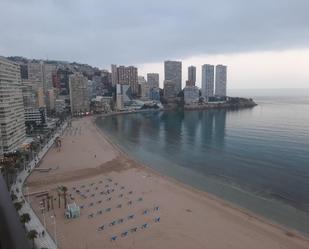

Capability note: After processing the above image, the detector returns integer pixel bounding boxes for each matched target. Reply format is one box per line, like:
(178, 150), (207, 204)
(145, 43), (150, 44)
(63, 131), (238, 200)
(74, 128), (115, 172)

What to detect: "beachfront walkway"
(11, 123), (67, 249)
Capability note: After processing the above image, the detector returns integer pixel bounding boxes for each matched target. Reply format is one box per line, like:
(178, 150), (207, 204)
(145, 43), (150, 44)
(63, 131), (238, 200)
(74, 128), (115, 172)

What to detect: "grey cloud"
(0, 0), (309, 67)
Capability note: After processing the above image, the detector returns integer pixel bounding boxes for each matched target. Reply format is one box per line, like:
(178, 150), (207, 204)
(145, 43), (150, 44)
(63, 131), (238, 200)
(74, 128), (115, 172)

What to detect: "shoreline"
(92, 116), (308, 241)
(24, 116), (309, 249)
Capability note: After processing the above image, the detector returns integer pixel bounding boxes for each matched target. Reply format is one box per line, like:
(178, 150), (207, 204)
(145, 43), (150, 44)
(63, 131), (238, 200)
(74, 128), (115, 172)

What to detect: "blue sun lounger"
(121, 231), (128, 237)
(128, 214), (134, 219)
(109, 220), (116, 226)
(98, 225), (104, 231)
(154, 217), (161, 222)
(130, 227), (138, 233)
(141, 223), (149, 229)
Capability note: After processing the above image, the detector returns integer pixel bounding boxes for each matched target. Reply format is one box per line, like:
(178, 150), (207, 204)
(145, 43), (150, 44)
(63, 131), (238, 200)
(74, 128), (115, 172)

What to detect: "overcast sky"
(1, 0), (309, 89)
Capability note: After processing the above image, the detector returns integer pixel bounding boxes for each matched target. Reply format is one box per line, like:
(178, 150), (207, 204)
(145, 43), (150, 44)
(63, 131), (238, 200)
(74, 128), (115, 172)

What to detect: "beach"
(25, 117), (309, 249)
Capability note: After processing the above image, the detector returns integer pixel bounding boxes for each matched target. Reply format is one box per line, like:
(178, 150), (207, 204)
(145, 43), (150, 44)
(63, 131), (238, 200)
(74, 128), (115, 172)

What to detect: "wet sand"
(25, 117), (309, 249)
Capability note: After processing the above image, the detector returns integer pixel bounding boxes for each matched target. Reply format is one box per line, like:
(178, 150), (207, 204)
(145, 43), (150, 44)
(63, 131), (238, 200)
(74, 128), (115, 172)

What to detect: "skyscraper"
(0, 57), (26, 153)
(111, 64), (118, 87)
(164, 60), (182, 98)
(201, 64), (215, 99)
(110, 65), (139, 96)
(139, 76), (150, 100)
(187, 66), (196, 86)
(215, 65), (227, 97)
(147, 73), (159, 88)
(69, 73), (89, 116)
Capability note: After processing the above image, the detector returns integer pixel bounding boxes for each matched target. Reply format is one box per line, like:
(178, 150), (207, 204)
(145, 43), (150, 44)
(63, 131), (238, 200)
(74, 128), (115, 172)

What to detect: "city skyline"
(1, 0), (309, 89)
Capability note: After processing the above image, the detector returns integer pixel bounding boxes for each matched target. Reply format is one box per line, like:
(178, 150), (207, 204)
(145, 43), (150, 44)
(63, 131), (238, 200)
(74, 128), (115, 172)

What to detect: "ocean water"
(96, 89), (309, 235)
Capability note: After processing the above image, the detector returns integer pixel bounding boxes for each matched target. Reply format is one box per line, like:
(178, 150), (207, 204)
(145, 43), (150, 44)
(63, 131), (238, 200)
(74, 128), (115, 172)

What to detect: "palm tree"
(14, 201), (23, 211)
(20, 213), (31, 227)
(0, 159), (14, 188)
(11, 193), (18, 201)
(27, 229), (38, 249)
(62, 186), (68, 208)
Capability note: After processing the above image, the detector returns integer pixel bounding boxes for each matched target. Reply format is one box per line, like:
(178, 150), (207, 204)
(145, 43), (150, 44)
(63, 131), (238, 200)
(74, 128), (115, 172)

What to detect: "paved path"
(11, 123), (67, 249)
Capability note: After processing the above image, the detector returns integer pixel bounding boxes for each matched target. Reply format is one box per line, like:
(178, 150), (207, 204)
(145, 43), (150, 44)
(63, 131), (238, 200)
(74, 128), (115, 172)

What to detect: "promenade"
(11, 122), (67, 249)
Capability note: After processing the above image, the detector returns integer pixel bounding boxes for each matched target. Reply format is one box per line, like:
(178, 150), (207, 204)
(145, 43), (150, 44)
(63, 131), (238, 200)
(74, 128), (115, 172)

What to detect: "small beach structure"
(65, 202), (80, 219)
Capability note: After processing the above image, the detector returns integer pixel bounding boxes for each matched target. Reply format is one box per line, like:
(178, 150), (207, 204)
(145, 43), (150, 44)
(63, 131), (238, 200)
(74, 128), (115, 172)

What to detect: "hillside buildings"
(69, 73), (89, 116)
(0, 57), (26, 153)
(215, 65), (227, 97)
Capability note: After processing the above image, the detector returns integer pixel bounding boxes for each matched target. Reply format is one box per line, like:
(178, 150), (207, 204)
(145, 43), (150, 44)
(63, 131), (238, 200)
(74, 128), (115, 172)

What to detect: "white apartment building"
(215, 65), (227, 97)
(0, 57), (26, 152)
(164, 60), (182, 98)
(201, 64), (215, 99)
(69, 73), (90, 116)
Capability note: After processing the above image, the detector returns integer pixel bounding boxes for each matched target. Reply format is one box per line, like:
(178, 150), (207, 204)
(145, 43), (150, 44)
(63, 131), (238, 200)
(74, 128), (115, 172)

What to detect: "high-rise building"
(184, 86), (200, 105)
(139, 76), (150, 100)
(0, 57), (26, 153)
(201, 64), (215, 99)
(187, 66), (196, 86)
(46, 88), (57, 111)
(164, 60), (182, 98)
(111, 65), (139, 96)
(111, 64), (118, 87)
(28, 62), (44, 89)
(147, 73), (159, 88)
(37, 87), (45, 108)
(44, 63), (57, 92)
(101, 70), (112, 89)
(21, 79), (38, 108)
(69, 73), (90, 116)
(163, 80), (177, 98)
(215, 65), (227, 97)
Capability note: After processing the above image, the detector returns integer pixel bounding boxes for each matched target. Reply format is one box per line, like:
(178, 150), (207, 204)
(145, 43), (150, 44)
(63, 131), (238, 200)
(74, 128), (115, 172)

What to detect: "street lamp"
(51, 215), (57, 246)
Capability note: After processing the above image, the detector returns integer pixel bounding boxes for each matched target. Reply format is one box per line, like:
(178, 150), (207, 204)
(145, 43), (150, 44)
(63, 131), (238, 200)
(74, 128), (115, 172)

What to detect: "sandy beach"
(25, 117), (309, 249)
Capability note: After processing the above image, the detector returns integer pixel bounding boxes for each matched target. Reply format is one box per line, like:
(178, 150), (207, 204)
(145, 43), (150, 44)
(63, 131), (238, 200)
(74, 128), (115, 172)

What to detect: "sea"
(96, 88), (309, 235)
